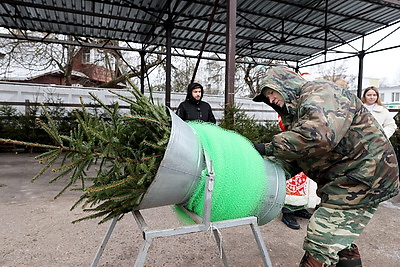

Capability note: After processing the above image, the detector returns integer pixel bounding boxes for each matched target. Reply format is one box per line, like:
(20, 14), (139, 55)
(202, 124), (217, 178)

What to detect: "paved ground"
(1, 152), (400, 266)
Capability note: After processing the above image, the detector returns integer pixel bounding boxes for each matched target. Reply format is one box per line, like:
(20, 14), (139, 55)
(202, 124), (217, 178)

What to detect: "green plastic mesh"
(185, 122), (269, 222)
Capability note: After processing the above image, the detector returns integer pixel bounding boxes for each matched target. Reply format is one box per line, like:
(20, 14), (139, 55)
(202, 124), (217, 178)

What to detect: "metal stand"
(91, 160), (273, 267)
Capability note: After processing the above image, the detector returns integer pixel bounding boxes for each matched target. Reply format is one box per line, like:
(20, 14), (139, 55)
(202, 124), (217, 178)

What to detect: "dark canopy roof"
(1, 0), (400, 106)
(1, 0), (400, 64)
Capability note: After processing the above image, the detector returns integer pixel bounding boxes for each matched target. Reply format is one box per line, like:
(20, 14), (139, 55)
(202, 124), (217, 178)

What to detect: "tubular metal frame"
(91, 158), (273, 267)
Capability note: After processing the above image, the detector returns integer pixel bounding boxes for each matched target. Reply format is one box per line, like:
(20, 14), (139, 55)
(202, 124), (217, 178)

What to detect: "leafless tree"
(235, 58), (274, 97)
(171, 54), (195, 93)
(0, 30), (163, 88)
(312, 60), (356, 89)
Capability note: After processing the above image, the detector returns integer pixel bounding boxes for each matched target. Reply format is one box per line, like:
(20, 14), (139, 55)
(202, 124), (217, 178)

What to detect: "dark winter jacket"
(176, 83), (216, 123)
(253, 66), (399, 209)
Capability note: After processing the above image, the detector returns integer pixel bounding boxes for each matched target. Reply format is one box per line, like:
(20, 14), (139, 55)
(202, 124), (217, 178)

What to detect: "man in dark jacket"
(253, 66), (399, 266)
(176, 82), (216, 123)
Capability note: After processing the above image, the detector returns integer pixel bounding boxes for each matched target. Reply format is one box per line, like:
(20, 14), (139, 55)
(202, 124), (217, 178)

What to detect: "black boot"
(294, 208), (313, 219)
(336, 244), (362, 267)
(282, 208), (300, 229)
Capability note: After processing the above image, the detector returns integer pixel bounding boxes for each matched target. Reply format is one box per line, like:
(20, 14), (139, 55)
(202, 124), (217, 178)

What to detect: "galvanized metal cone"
(137, 109), (205, 210)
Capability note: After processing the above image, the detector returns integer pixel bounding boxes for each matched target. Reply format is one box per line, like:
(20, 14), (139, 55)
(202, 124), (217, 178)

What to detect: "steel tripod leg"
(250, 223), (272, 267)
(134, 238), (153, 267)
(91, 216), (120, 267)
(213, 228), (229, 266)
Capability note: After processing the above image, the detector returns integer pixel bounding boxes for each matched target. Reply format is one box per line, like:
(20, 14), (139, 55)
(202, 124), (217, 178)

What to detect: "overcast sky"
(302, 23), (400, 86)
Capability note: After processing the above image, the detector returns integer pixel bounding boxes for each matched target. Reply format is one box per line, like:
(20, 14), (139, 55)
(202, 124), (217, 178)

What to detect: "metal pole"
(225, 0), (236, 112)
(357, 51), (365, 99)
(91, 216), (120, 267)
(165, 19), (173, 108)
(250, 223), (273, 267)
(192, 0), (220, 84)
(357, 37), (365, 99)
(140, 50), (145, 94)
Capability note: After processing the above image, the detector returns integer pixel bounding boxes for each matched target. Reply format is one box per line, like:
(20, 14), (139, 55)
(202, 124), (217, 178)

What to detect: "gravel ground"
(1, 153), (400, 267)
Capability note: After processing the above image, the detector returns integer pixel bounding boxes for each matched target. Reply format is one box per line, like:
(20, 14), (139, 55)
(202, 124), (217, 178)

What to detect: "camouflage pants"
(303, 205), (378, 265)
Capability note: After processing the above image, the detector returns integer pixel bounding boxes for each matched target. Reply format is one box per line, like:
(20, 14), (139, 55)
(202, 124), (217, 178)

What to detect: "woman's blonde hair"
(361, 86), (383, 105)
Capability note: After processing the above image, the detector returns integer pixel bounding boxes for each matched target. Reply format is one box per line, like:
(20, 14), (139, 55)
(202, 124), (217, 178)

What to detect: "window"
(392, 92), (400, 102)
(82, 50), (91, 64)
(380, 93), (384, 102)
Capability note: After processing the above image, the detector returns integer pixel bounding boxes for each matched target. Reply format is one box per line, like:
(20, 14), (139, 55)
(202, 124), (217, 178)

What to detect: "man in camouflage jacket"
(253, 66), (399, 266)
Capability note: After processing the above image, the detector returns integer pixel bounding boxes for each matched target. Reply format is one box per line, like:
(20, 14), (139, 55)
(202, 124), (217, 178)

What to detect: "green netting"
(185, 122), (269, 222)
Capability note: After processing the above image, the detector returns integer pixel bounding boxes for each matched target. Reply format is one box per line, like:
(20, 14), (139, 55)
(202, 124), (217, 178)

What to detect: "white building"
(379, 85), (400, 108)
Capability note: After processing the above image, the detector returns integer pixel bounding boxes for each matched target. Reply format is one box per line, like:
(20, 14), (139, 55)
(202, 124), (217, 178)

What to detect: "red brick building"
(6, 48), (122, 88)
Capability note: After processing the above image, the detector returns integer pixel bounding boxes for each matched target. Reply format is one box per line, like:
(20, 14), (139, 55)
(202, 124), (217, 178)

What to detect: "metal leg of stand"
(212, 228), (229, 267)
(91, 215), (120, 267)
(132, 210), (153, 267)
(134, 237), (153, 267)
(250, 222), (272, 267)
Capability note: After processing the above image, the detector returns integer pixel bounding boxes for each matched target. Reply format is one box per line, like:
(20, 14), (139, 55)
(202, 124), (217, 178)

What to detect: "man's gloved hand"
(253, 143), (266, 155)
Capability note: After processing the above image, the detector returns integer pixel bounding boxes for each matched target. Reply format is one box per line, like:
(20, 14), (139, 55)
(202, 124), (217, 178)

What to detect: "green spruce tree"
(1, 84), (171, 224)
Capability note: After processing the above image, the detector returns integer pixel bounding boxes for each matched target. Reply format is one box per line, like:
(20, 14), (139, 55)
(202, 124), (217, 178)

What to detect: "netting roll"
(185, 122), (286, 225)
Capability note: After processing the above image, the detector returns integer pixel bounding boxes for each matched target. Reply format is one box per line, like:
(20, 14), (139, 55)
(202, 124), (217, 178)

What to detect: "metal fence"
(0, 81), (398, 121)
(0, 81), (278, 122)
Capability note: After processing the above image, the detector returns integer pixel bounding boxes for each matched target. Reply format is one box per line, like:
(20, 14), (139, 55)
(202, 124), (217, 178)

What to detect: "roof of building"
(0, 0), (399, 65)
(4, 70), (89, 81)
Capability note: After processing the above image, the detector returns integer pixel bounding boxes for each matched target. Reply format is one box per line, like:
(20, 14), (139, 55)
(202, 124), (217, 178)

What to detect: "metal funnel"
(257, 159), (287, 225)
(137, 109), (205, 210)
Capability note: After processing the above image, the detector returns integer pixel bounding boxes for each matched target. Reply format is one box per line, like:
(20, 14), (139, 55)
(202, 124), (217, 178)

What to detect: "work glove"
(253, 143), (266, 155)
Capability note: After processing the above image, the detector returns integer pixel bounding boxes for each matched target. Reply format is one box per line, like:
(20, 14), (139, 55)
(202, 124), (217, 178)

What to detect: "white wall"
(0, 81), (278, 122)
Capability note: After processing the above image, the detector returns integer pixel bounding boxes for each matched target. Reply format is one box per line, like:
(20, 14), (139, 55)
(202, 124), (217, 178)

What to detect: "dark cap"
(252, 86), (288, 116)
(252, 87), (270, 103)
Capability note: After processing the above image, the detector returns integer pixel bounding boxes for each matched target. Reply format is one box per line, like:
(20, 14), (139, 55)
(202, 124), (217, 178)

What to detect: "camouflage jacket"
(254, 66), (399, 209)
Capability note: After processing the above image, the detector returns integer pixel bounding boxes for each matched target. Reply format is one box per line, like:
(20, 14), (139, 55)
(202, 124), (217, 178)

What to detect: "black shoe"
(293, 209), (312, 219)
(282, 212), (300, 229)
